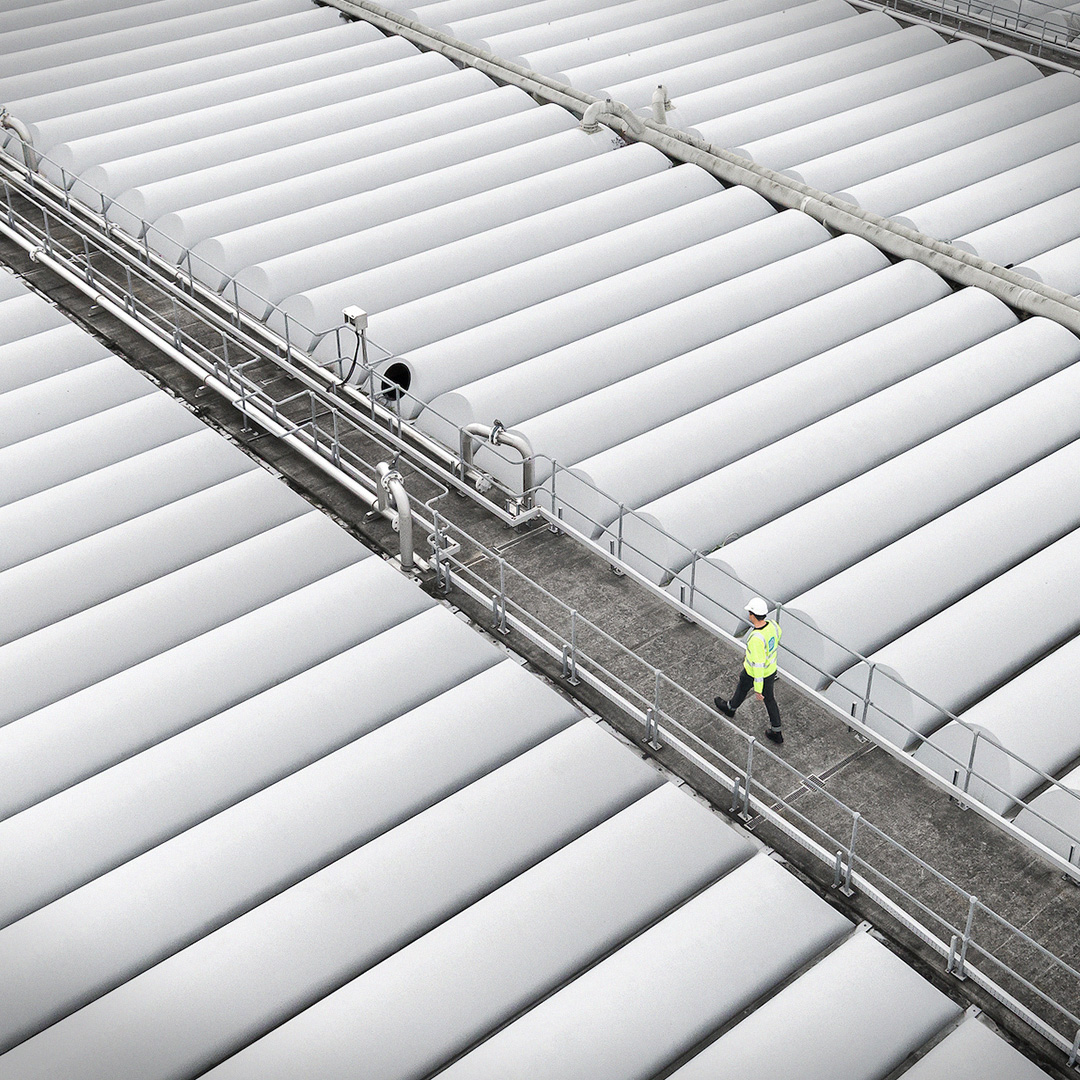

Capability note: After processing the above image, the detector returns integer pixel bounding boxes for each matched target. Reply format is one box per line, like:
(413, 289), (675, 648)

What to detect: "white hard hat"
(745, 597), (769, 617)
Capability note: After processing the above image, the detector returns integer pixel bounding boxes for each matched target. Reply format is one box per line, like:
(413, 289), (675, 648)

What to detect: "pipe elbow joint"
(0, 109), (38, 172)
(579, 98), (612, 134)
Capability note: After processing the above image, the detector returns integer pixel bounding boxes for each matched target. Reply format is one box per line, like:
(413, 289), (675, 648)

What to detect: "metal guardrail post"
(962, 730), (982, 798)
(646, 670), (662, 750)
(740, 738), (756, 820)
(492, 557), (509, 636)
(841, 812), (860, 897)
(950, 895), (979, 981)
(561, 609), (581, 685)
(1069, 1026), (1079, 1068)
(548, 462), (560, 532)
(861, 663), (876, 724)
(609, 505), (626, 575)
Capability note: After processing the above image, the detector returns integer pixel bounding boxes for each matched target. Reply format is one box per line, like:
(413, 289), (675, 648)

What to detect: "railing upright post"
(861, 663), (876, 725)
(646, 670), (662, 749)
(740, 738), (755, 820)
(569, 609), (579, 684)
(962, 730), (981, 797)
(687, 550), (699, 611)
(953, 895), (978, 980)
(493, 558), (509, 636)
(1069, 1026), (1080, 1068)
(841, 812), (860, 896)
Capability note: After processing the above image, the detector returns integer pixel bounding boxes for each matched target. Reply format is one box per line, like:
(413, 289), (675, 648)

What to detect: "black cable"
(342, 327), (362, 385)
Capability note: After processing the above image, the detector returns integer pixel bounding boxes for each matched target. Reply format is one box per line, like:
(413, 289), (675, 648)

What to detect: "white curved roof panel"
(183, 106), (588, 292)
(780, 436), (1080, 690)
(615, 315), (1078, 585)
(38, 35), (426, 186)
(337, 161), (723, 316)
(270, 146), (684, 341)
(0, 356), (156, 448)
(735, 50), (1030, 169)
(1015, 234), (1080, 296)
(512, 272), (983, 529)
(597, 10), (897, 110)
(0, 606), (498, 927)
(902, 1013), (1059, 1080)
(831, 522), (1080, 748)
(0, 469), (314, 648)
(20, 21), (384, 156)
(0, 430), (254, 572)
(106, 80), (535, 237)
(955, 187), (1080, 268)
(914, 631), (1080, 816)
(201, 783), (751, 1080)
(401, 224), (873, 423)
(361, 182), (765, 359)
(82, 58), (488, 214)
(787, 69), (1080, 192)
(0, 0), (307, 80)
(432, 853), (852, 1080)
(667, 932), (961, 1080)
(0, 323), (111, 393)
(0, 7), (343, 102)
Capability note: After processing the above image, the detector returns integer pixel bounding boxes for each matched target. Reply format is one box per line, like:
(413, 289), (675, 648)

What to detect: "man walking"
(715, 597), (784, 743)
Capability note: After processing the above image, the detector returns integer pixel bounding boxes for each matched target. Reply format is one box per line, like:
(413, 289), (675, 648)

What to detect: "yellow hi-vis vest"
(744, 619), (781, 693)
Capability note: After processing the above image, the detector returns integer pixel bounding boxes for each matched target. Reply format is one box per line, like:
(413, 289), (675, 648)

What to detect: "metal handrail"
(869, 0), (1080, 58)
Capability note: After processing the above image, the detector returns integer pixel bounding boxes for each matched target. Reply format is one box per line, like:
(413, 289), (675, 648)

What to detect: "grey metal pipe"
(651, 85), (674, 127)
(0, 109), (38, 172)
(580, 96), (645, 136)
(461, 421), (536, 509)
(375, 461), (414, 571)
(325, 0), (1080, 338)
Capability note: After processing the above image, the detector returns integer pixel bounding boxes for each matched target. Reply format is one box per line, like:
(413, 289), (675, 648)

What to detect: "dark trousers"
(729, 670), (782, 731)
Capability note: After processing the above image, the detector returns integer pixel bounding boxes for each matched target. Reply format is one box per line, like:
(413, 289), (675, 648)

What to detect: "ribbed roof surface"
(2, 263), (1053, 1078)
(3, 0), (1080, 968)
(382, 0), (1080, 291)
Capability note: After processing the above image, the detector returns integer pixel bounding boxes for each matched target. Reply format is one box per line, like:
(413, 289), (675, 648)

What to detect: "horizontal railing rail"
(871, 0), (1080, 58)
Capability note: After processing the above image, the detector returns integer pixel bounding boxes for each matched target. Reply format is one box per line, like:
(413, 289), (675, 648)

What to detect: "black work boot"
(714, 696), (736, 718)
(765, 727), (784, 744)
